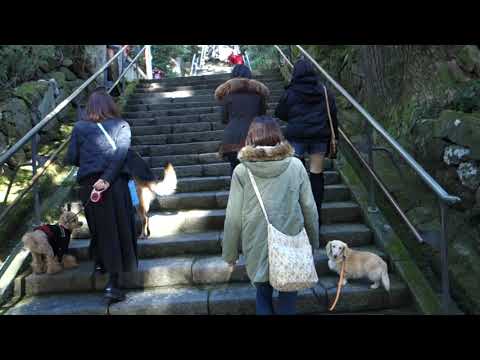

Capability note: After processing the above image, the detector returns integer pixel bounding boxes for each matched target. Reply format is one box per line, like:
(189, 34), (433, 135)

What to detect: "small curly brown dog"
(22, 211), (83, 275)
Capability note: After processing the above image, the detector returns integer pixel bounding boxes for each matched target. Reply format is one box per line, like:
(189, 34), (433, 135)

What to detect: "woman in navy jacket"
(65, 88), (137, 303)
(275, 59), (339, 241)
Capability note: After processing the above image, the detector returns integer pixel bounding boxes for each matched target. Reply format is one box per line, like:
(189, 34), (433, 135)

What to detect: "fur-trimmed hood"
(238, 142), (294, 162)
(237, 142), (295, 179)
(215, 78), (270, 101)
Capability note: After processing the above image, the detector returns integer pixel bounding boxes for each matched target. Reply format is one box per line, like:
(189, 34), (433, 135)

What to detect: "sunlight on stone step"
(148, 213), (187, 235)
(192, 255), (246, 284)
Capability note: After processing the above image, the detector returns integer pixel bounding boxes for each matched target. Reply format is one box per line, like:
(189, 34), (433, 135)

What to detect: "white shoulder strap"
(97, 123), (117, 151)
(246, 168), (270, 225)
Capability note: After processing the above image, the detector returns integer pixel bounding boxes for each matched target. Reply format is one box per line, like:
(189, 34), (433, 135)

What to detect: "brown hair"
(86, 88), (120, 122)
(245, 116), (284, 147)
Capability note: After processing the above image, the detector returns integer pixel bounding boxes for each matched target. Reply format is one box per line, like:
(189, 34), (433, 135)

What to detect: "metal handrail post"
(190, 53), (197, 76)
(103, 48), (109, 88)
(31, 125), (40, 226)
(439, 202), (451, 313)
(366, 124), (378, 213)
(245, 51), (252, 70)
(121, 49), (126, 91)
(145, 45), (153, 80)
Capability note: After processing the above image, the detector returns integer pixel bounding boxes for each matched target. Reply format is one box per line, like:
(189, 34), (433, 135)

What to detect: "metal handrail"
(339, 128), (424, 244)
(244, 51), (252, 71)
(190, 53), (197, 76)
(271, 44), (457, 313)
(108, 47), (147, 94)
(273, 45), (293, 68)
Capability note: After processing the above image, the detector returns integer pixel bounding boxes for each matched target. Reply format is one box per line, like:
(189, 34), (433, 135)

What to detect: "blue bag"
(128, 180), (139, 207)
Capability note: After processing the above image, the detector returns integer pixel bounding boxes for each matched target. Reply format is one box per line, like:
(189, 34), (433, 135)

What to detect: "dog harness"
(34, 224), (72, 260)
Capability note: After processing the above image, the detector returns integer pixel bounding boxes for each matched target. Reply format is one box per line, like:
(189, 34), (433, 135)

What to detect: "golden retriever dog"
(326, 240), (390, 291)
(135, 163), (177, 239)
(22, 211), (83, 275)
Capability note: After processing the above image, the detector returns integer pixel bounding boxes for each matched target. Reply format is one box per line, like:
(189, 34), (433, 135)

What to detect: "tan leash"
(328, 258), (346, 311)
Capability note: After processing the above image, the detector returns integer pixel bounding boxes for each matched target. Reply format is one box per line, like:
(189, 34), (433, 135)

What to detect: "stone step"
(71, 232), (223, 260)
(175, 173), (338, 194)
(136, 75), (283, 88)
(152, 162), (230, 179)
(19, 245), (386, 296)
(133, 81), (285, 94)
(146, 209), (226, 235)
(70, 223), (373, 262)
(124, 106), (222, 119)
(143, 153), (334, 170)
(138, 72), (282, 84)
(125, 101), (279, 113)
(127, 113), (222, 125)
(176, 176), (231, 193)
(139, 223), (367, 255)
(147, 200), (360, 236)
(132, 130), (224, 146)
(201, 276), (410, 315)
(131, 122), (225, 136)
(127, 91), (284, 104)
(7, 275), (410, 315)
(144, 153), (223, 167)
(126, 98), (282, 110)
(133, 87), (284, 97)
(125, 108), (276, 121)
(74, 200), (362, 240)
(71, 209), (226, 240)
(152, 161), (339, 182)
(132, 141), (221, 157)
(149, 184), (349, 212)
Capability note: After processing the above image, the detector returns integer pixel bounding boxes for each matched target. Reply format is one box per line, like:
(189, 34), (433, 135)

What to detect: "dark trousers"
(224, 152), (240, 176)
(79, 174), (138, 274)
(255, 283), (297, 315)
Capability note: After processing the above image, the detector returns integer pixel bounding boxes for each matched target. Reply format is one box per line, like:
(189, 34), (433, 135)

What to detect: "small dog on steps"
(326, 240), (390, 291)
(22, 211), (83, 275)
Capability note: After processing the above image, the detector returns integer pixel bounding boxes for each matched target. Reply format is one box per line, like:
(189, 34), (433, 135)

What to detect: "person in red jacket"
(228, 50), (244, 65)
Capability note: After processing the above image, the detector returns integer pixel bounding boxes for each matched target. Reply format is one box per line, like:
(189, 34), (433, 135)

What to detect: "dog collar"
(58, 224), (71, 238)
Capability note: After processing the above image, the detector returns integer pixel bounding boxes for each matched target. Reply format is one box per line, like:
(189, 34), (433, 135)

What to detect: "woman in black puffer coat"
(215, 65), (270, 174)
(275, 58), (339, 240)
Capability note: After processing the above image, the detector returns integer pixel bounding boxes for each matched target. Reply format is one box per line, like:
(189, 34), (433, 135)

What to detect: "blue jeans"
(255, 283), (297, 315)
(291, 142), (327, 157)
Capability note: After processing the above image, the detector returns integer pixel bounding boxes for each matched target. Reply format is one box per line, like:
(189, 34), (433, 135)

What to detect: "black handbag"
(125, 149), (156, 181)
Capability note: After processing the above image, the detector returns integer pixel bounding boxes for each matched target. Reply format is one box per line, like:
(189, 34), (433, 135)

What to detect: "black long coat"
(215, 78), (270, 156)
(274, 59), (339, 146)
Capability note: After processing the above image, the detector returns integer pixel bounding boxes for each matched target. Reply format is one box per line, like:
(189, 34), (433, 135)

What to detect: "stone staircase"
(5, 70), (414, 315)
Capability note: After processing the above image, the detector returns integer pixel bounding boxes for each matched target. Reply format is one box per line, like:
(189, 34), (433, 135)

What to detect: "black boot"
(104, 273), (125, 304)
(94, 261), (106, 274)
(310, 172), (325, 246)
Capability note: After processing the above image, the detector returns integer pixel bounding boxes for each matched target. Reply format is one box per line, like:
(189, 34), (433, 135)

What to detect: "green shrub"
(450, 80), (480, 113)
(0, 46), (57, 90)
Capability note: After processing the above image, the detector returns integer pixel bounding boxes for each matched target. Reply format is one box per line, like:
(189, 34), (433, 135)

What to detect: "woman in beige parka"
(222, 116), (319, 315)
